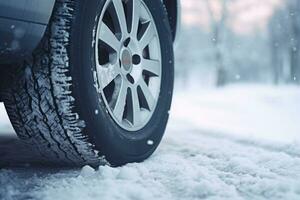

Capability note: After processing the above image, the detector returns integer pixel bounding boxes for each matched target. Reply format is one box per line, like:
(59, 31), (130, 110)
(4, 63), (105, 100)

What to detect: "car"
(0, 0), (180, 166)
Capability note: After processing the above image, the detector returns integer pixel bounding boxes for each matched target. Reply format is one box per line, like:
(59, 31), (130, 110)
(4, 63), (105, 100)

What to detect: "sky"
(181, 0), (283, 35)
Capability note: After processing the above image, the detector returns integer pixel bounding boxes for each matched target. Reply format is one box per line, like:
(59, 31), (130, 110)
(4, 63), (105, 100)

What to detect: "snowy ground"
(0, 84), (300, 200)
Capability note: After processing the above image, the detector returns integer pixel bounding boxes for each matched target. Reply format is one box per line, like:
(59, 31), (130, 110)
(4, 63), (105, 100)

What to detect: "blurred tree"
(269, 7), (290, 84)
(288, 0), (300, 84)
(269, 0), (300, 84)
(205, 0), (229, 87)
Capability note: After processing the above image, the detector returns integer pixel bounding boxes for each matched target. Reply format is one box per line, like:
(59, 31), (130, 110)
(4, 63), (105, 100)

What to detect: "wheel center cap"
(121, 49), (132, 72)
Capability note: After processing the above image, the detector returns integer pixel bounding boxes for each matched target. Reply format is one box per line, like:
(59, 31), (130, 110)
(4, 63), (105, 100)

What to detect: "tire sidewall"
(69, 0), (174, 165)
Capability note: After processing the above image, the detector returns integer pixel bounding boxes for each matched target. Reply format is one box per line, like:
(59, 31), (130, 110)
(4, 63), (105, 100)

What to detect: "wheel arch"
(162, 0), (181, 45)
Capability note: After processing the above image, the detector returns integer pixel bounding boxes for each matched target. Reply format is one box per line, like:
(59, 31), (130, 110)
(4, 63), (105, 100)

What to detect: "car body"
(0, 0), (55, 64)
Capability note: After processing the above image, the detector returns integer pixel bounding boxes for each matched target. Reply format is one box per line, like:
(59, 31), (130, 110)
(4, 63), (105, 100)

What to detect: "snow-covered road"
(0, 85), (300, 200)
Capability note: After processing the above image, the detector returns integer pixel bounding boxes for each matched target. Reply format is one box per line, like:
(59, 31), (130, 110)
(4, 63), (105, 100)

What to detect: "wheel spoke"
(96, 63), (120, 89)
(112, 0), (128, 37)
(139, 79), (155, 110)
(99, 23), (120, 51)
(131, 87), (141, 125)
(139, 22), (155, 49)
(114, 81), (128, 121)
(130, 0), (140, 37)
(142, 58), (160, 76)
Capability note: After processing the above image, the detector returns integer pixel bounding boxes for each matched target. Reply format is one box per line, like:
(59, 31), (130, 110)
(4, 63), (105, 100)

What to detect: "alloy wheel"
(95, 0), (162, 131)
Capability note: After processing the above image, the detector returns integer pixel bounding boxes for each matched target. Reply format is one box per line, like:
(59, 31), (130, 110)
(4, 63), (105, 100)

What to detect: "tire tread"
(4, 0), (105, 166)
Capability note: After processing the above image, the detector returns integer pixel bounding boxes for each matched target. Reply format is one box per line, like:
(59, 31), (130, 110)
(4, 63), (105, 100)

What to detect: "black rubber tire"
(4, 0), (174, 166)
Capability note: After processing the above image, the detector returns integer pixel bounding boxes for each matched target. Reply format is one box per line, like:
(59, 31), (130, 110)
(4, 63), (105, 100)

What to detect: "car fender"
(0, 0), (55, 64)
(163, 0), (181, 46)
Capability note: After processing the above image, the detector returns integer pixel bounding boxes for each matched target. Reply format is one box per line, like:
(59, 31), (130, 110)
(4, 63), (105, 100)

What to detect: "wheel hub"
(121, 49), (133, 73)
(94, 0), (162, 131)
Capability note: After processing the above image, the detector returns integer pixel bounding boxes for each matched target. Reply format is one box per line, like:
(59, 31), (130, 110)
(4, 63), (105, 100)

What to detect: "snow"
(172, 84), (300, 144)
(0, 104), (14, 134)
(0, 84), (300, 199)
(80, 165), (96, 178)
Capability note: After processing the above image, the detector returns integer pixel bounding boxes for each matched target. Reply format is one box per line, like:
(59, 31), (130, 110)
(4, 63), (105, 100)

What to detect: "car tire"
(4, 0), (174, 166)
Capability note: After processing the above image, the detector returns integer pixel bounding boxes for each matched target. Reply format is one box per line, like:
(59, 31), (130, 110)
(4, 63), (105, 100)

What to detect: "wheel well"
(0, 64), (17, 102)
(163, 0), (180, 43)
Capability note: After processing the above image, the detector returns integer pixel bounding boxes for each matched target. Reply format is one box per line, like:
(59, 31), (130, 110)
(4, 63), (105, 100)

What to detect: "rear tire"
(4, 0), (174, 166)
